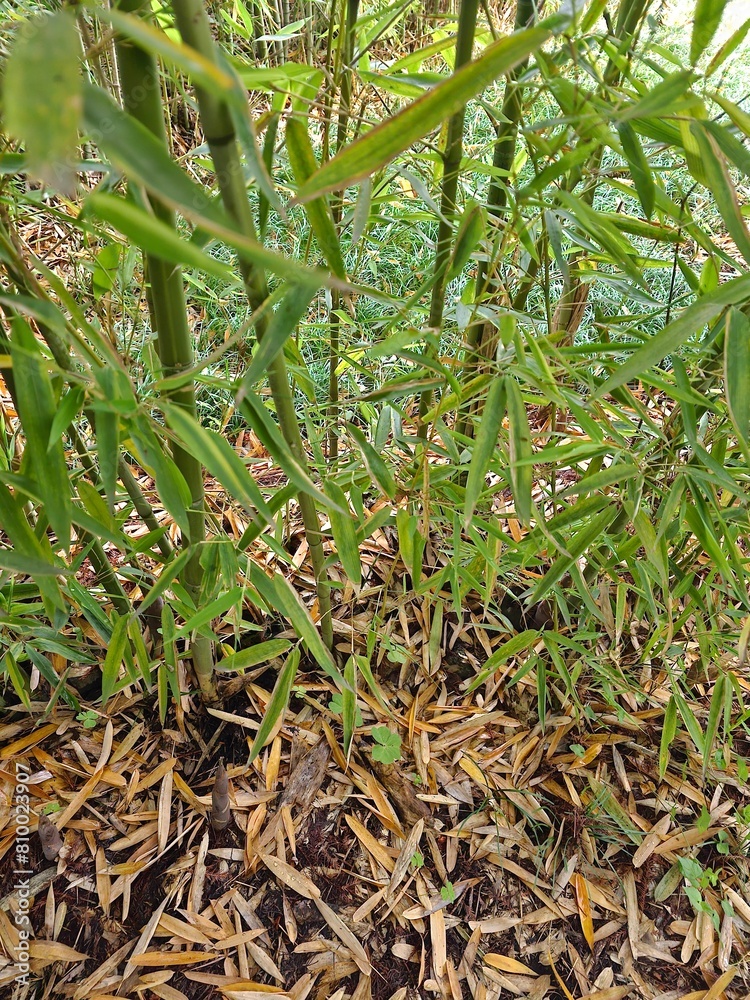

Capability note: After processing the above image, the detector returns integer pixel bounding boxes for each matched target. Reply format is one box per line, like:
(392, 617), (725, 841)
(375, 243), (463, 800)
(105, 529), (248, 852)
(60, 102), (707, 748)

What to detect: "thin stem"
(114, 0), (216, 701)
(172, 0), (335, 652)
(328, 0), (360, 462)
(417, 0), (480, 436)
(456, 0), (538, 440)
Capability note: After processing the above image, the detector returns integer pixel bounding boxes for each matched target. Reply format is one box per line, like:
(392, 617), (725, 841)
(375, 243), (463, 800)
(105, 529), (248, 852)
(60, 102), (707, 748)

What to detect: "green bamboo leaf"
(659, 695), (678, 779)
(236, 282), (320, 402)
(101, 613), (130, 707)
(92, 372), (121, 513)
(342, 654), (357, 761)
(215, 638), (292, 672)
(239, 393), (340, 511)
(673, 687), (705, 755)
(706, 15), (750, 75)
(2, 651), (32, 713)
(48, 386), (85, 452)
(702, 118), (750, 179)
(76, 480), (119, 537)
(162, 402), (273, 524)
(348, 424), (397, 500)
(217, 47), (282, 214)
(617, 122), (655, 219)
(467, 630), (540, 693)
(248, 563), (343, 685)
(100, 7), (235, 98)
(87, 193), (240, 284)
(175, 586), (244, 640)
(616, 69), (695, 122)
(530, 508), (617, 604)
(703, 672), (726, 777)
(136, 547), (194, 621)
(286, 117), (347, 278)
(83, 84), (328, 286)
(557, 192), (647, 288)
(447, 202), (485, 281)
(506, 378), (533, 525)
(691, 0), (729, 64)
(684, 494), (733, 584)
(296, 20), (561, 201)
(10, 319), (72, 547)
(161, 601), (180, 700)
(724, 308), (750, 449)
(592, 272), (750, 399)
(127, 415), (192, 538)
(463, 378), (506, 528)
(4, 10), (81, 193)
(248, 648), (300, 764)
(690, 123), (750, 265)
(324, 482), (362, 586)
(0, 549), (69, 578)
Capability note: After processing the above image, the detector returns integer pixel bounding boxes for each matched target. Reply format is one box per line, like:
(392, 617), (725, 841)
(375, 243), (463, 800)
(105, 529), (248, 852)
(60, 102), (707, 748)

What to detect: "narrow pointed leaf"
(162, 402), (273, 524)
(248, 648), (300, 763)
(248, 564), (343, 685)
(239, 392), (342, 510)
(464, 378), (506, 527)
(691, 0), (729, 64)
(506, 378), (533, 525)
(101, 613), (130, 707)
(286, 117), (347, 278)
(724, 308), (750, 448)
(10, 319), (72, 547)
(342, 655), (357, 760)
(592, 272), (750, 399)
(87, 193), (240, 284)
(325, 482), (362, 586)
(236, 281), (319, 402)
(296, 20), (561, 201)
(4, 10), (81, 193)
(617, 121), (655, 218)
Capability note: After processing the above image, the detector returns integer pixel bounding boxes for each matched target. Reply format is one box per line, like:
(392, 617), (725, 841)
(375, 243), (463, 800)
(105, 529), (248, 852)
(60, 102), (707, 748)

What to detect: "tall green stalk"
(328, 0), (360, 462)
(417, 0), (480, 435)
(550, 0), (649, 339)
(456, 0), (538, 440)
(114, 0), (217, 701)
(171, 0), (335, 651)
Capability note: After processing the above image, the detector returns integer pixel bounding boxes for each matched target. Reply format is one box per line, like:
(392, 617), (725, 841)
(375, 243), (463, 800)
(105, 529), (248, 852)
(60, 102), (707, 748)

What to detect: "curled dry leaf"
(37, 812), (63, 860)
(211, 759), (231, 831)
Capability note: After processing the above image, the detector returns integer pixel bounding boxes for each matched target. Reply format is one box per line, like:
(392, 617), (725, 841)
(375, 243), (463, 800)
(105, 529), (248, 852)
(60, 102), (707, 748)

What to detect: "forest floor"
(1, 466), (749, 1000)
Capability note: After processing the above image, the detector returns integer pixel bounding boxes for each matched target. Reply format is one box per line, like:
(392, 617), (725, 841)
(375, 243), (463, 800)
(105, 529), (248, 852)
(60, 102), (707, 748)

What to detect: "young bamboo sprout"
(210, 759), (231, 831)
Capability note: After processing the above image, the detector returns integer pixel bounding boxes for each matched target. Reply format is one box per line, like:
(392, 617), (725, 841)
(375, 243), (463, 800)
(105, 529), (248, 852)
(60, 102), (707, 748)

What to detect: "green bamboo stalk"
(171, 0), (335, 651)
(550, 0), (650, 338)
(511, 0), (649, 323)
(417, 0), (480, 436)
(455, 0), (538, 441)
(114, 0), (217, 701)
(328, 0), (360, 462)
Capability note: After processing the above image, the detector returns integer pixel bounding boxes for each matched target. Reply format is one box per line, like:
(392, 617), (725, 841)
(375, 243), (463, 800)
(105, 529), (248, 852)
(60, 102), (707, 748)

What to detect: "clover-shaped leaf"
(371, 726), (401, 764)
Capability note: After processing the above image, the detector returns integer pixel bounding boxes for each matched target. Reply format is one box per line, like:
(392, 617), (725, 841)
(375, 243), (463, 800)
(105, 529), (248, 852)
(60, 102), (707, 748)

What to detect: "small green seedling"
(440, 881), (456, 903)
(329, 693), (363, 727)
(77, 710), (98, 729)
(371, 726), (401, 764)
(411, 850), (424, 869)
